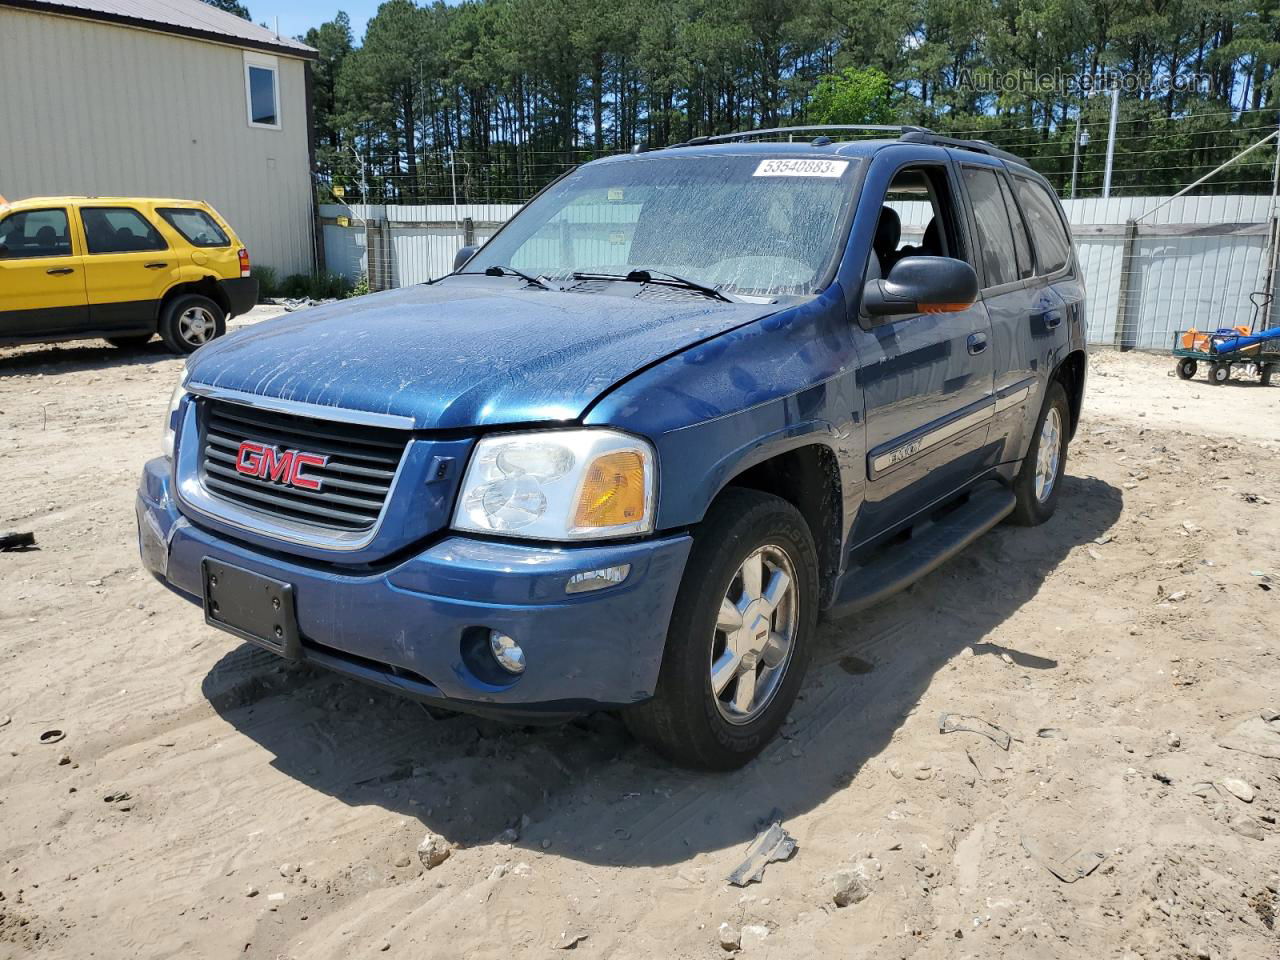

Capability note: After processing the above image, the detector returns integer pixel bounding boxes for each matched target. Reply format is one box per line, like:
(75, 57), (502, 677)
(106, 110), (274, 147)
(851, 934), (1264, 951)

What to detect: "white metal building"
(0, 0), (317, 274)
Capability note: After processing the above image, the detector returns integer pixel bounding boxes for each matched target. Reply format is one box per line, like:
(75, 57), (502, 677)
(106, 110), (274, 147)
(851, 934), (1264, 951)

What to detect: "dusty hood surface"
(187, 279), (779, 429)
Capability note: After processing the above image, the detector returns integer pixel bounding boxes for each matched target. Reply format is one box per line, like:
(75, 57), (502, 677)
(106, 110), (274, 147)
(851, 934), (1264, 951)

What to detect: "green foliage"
(261, 270), (354, 301)
(808, 67), (895, 125)
(202, 0), (250, 21)
(252, 265), (279, 299)
(348, 274), (370, 298)
(309, 0), (1280, 200)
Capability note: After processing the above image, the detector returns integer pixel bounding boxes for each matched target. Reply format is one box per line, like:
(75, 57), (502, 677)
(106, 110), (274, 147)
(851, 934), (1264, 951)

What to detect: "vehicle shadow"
(0, 339), (177, 374)
(201, 474), (1122, 869)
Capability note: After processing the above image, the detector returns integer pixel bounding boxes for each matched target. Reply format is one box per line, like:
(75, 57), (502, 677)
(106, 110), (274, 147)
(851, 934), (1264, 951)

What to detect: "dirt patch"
(1, 335), (1277, 960)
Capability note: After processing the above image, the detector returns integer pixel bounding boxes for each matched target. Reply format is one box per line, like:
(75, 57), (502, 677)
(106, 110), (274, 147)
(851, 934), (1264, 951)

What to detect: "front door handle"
(967, 332), (988, 355)
(46, 267), (75, 275)
(144, 261), (169, 269)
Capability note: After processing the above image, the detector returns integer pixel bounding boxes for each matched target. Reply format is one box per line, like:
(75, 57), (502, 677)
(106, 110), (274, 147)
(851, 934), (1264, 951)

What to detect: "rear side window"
(1014, 177), (1072, 274)
(158, 208), (230, 247)
(81, 207), (167, 254)
(962, 167), (1020, 287)
(0, 208), (71, 259)
(998, 177), (1034, 280)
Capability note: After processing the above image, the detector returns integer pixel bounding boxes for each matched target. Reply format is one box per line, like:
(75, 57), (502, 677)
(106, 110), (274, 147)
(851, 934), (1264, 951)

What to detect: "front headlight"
(452, 429), (656, 540)
(161, 370), (190, 459)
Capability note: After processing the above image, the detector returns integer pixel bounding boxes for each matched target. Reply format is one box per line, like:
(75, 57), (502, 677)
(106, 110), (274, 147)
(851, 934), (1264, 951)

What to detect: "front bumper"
(137, 457), (691, 718)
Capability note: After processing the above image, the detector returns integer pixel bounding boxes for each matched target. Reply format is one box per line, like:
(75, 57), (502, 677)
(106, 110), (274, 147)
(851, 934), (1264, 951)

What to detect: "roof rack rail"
(662, 124), (1030, 167)
(898, 131), (1027, 166)
(667, 124), (934, 148)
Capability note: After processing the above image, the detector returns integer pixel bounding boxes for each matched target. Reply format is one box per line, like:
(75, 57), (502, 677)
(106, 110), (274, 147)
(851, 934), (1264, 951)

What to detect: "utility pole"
(449, 147), (460, 235)
(1070, 111), (1090, 200)
(1261, 112), (1280, 332)
(346, 142), (373, 289)
(1070, 112), (1081, 199)
(1102, 86), (1119, 199)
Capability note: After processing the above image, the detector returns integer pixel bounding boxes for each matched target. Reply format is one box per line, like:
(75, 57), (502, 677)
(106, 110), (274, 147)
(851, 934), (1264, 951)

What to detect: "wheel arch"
(1051, 349), (1087, 439)
(713, 442), (843, 607)
(159, 275), (230, 323)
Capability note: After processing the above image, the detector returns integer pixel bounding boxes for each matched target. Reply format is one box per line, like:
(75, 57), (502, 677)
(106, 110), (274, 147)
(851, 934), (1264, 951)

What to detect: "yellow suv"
(0, 196), (258, 354)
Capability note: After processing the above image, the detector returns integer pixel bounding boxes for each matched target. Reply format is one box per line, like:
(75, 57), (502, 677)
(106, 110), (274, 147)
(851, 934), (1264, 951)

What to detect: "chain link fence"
(319, 188), (1279, 351)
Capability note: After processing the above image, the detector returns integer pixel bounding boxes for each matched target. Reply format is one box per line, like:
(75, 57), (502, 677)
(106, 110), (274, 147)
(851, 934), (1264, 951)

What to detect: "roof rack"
(666, 124), (933, 148)
(898, 131), (1027, 166)
(662, 124), (1029, 166)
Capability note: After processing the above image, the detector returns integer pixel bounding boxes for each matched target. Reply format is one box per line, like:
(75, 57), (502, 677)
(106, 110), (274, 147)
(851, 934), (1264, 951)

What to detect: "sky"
(251, 0), (457, 43)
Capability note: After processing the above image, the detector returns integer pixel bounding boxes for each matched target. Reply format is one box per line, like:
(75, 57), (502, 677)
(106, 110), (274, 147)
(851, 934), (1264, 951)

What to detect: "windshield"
(467, 154), (860, 297)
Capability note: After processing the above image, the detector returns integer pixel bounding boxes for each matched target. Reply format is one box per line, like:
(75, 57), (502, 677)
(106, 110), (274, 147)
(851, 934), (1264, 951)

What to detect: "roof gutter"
(0, 0), (318, 59)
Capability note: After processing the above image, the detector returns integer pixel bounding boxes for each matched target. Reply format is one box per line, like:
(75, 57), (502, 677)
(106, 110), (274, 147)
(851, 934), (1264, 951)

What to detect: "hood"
(187, 278), (781, 429)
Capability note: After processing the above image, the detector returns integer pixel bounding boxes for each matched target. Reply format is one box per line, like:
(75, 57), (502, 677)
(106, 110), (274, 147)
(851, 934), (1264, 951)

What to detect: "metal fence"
(320, 195), (1279, 348)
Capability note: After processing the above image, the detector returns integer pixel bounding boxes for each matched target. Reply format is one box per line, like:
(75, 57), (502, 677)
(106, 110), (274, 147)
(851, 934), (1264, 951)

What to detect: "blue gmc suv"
(136, 126), (1086, 770)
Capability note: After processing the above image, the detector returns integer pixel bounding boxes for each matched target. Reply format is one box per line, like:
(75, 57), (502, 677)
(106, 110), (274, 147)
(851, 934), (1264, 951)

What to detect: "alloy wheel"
(710, 544), (799, 724)
(178, 306), (217, 347)
(1034, 406), (1062, 503)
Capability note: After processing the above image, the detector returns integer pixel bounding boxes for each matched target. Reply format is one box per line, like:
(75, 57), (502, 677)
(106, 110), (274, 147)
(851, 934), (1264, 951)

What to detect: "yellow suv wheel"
(160, 294), (225, 354)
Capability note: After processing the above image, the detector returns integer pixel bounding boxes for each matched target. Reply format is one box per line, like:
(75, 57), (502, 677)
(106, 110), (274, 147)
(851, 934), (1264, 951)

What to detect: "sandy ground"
(1, 318), (1278, 960)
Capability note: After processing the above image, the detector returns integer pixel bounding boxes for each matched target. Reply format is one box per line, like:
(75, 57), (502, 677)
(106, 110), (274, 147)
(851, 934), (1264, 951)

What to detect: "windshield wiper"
(468, 264), (550, 289)
(572, 269), (734, 303)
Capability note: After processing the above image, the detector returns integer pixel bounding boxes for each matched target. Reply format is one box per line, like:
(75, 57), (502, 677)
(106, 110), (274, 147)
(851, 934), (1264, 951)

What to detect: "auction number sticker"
(753, 158), (849, 178)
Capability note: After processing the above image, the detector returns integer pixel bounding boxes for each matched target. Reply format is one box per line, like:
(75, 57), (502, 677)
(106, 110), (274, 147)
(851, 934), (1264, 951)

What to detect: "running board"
(824, 486), (1016, 621)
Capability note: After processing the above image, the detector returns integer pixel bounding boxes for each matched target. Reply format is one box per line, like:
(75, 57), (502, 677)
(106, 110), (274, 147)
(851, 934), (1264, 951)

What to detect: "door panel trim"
(0, 304), (92, 339)
(868, 394), (995, 476)
(87, 299), (161, 327)
(994, 377), (1036, 413)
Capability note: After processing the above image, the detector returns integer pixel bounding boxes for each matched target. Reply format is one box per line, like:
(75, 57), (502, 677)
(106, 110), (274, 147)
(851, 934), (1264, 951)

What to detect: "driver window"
(869, 166), (963, 279)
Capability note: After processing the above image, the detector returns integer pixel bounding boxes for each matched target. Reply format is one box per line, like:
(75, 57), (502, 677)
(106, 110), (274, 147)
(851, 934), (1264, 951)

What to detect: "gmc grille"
(198, 399), (409, 533)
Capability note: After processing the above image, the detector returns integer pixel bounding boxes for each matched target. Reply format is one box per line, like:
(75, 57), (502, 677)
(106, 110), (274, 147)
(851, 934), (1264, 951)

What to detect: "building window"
(244, 51), (281, 129)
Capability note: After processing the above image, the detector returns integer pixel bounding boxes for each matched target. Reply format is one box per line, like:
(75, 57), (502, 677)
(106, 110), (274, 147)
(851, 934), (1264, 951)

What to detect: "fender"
(585, 283), (866, 551)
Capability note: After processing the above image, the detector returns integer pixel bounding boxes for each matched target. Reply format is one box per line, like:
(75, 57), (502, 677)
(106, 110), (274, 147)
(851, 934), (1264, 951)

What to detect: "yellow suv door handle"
(46, 267), (75, 275)
(144, 262), (169, 269)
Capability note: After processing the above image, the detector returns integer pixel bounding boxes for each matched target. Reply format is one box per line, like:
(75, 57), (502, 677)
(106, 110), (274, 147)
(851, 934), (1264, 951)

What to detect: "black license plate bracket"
(202, 558), (301, 659)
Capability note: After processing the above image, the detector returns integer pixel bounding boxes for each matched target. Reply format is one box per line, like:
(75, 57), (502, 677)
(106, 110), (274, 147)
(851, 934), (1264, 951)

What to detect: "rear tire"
(105, 334), (153, 349)
(623, 488), (818, 770)
(1209, 361), (1231, 385)
(159, 294), (225, 354)
(1009, 381), (1070, 526)
(1261, 364), (1274, 386)
(1175, 358), (1198, 380)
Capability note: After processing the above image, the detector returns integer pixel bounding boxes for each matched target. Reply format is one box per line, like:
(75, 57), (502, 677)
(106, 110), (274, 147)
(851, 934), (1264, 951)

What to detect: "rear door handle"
(46, 267), (75, 275)
(967, 332), (988, 355)
(1042, 310), (1064, 329)
(144, 262), (169, 269)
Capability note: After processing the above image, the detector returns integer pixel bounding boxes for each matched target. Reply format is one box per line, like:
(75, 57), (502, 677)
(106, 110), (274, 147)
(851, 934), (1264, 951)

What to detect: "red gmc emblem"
(235, 441), (329, 491)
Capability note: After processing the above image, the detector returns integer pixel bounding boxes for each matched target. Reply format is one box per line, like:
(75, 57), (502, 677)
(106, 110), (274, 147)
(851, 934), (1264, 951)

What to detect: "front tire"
(624, 488), (818, 770)
(1176, 357), (1198, 380)
(159, 294), (225, 354)
(1009, 380), (1070, 526)
(1209, 361), (1231, 385)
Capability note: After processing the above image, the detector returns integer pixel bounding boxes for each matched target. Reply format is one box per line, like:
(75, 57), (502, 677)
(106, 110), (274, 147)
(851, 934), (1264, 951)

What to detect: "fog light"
(489, 631), (526, 674)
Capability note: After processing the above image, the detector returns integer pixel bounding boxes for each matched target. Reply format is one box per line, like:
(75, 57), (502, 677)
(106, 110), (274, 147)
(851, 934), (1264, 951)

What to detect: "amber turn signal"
(573, 451), (647, 528)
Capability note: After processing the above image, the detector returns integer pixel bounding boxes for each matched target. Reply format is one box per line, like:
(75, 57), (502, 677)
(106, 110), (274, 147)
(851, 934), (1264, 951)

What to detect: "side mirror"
(452, 245), (477, 272)
(861, 256), (978, 322)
